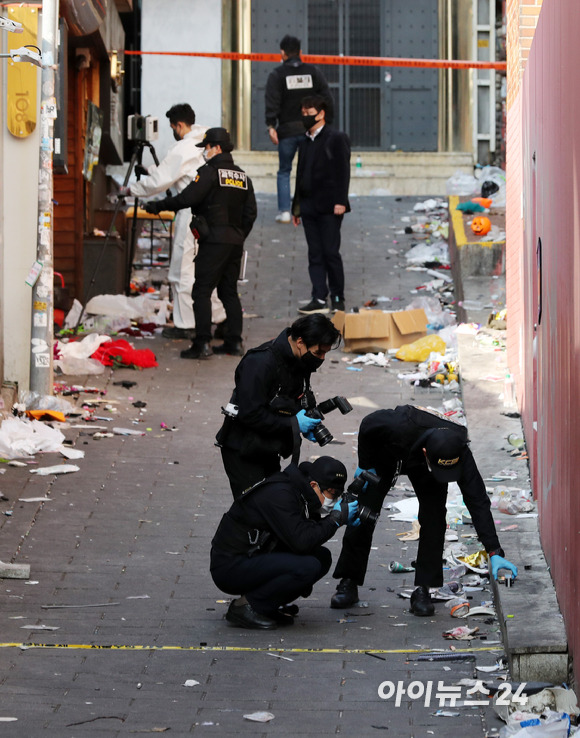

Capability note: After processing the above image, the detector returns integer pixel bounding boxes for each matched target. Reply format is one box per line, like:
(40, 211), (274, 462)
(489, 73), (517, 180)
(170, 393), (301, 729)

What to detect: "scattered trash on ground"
(243, 712), (275, 723)
(442, 626), (480, 640)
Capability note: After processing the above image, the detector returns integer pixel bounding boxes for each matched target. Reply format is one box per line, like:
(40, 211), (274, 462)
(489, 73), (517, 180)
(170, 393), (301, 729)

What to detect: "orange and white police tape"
(124, 49), (506, 71)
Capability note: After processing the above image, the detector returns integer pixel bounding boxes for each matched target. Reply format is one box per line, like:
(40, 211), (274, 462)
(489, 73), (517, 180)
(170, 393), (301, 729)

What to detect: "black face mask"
(301, 351), (324, 372)
(172, 129), (181, 141)
(302, 114), (318, 130)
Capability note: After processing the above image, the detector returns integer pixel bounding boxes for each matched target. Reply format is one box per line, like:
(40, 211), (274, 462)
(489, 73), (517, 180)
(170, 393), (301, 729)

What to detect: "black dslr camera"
(342, 469), (381, 528)
(305, 396), (353, 446)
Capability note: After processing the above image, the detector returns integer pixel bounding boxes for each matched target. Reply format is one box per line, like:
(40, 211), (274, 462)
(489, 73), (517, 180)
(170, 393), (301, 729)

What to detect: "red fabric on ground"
(91, 339), (158, 369)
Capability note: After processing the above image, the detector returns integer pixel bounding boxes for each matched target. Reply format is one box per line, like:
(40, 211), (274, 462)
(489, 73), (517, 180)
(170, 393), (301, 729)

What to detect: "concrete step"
(235, 151), (474, 197)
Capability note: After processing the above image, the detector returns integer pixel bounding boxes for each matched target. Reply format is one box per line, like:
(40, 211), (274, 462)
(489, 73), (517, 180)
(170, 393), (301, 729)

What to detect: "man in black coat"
(145, 127), (257, 359)
(330, 405), (518, 616)
(292, 94), (351, 315)
(216, 314), (341, 498)
(265, 34), (333, 224)
(210, 456), (360, 629)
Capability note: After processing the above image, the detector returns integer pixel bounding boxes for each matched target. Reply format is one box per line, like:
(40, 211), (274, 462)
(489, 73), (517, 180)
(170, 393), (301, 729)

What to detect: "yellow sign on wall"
(6, 6), (39, 138)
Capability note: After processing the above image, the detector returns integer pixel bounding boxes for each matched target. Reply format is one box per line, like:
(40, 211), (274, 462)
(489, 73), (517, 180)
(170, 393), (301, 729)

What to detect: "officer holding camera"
(330, 405), (518, 616)
(210, 456), (360, 629)
(144, 127), (257, 359)
(216, 314), (342, 498)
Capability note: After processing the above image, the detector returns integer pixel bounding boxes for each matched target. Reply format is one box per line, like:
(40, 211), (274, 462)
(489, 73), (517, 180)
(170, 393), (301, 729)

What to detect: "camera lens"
(313, 423), (333, 447)
(358, 505), (379, 528)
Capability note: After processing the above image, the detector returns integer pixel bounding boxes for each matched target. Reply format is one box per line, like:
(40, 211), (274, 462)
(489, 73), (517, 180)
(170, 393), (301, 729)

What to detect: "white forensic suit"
(130, 126), (226, 329)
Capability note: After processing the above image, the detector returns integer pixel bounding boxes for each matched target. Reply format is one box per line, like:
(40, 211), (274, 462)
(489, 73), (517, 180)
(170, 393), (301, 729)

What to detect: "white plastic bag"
(405, 240), (450, 266)
(446, 169), (478, 196)
(85, 294), (159, 321)
(0, 418), (65, 459)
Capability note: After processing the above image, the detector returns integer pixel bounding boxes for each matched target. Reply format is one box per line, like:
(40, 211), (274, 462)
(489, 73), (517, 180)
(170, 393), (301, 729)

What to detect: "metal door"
(308, 0), (438, 150)
(251, 0), (439, 151)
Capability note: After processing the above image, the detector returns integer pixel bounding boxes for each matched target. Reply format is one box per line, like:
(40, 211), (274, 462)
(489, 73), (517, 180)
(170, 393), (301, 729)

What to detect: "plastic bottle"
(503, 373), (516, 408)
(355, 155), (362, 175)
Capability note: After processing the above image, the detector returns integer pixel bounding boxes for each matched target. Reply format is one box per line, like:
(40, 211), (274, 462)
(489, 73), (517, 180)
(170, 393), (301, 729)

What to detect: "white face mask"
(202, 148), (212, 162)
(320, 495), (337, 517)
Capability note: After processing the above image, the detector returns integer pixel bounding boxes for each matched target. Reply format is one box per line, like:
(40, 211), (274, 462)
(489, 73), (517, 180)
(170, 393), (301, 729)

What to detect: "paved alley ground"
(0, 194), (517, 736)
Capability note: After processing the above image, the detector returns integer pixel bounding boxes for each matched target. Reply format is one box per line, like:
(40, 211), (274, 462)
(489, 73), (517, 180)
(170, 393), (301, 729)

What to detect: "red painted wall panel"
(508, 0), (580, 683)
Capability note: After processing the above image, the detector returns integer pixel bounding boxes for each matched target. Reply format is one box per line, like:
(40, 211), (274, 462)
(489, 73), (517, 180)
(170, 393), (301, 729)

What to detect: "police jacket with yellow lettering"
(152, 152), (257, 246)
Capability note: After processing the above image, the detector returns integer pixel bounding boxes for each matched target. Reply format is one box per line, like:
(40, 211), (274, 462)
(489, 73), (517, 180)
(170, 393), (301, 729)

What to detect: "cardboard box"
(333, 308), (428, 353)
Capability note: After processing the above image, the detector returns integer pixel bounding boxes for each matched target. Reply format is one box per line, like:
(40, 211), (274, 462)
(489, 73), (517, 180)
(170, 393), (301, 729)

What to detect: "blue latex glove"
(490, 555), (518, 580)
(296, 409), (321, 435)
(330, 498), (361, 527)
(304, 430), (317, 443)
(354, 466), (378, 491)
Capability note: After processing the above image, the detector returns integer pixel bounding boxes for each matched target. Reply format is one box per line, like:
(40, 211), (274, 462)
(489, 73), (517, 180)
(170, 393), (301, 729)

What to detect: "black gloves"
(134, 164), (149, 178)
(144, 201), (162, 215)
(329, 499), (360, 527)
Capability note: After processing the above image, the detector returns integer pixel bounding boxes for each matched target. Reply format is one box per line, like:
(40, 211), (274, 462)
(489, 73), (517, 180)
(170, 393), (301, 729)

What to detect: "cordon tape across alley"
(125, 49), (506, 71)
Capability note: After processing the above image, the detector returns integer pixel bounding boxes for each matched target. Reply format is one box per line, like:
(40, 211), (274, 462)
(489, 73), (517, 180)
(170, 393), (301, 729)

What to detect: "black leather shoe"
(410, 585), (435, 617)
(225, 601), (278, 630)
(212, 342), (244, 357)
(269, 610), (295, 626)
(280, 604), (299, 617)
(180, 342), (212, 360)
(330, 578), (359, 609)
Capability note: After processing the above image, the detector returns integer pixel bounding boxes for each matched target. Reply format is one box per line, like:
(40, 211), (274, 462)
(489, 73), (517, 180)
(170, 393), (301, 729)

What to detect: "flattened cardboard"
(333, 308), (428, 353)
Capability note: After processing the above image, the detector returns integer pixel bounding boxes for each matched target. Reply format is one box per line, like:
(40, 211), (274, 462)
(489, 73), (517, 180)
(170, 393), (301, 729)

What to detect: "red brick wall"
(507, 0), (580, 683)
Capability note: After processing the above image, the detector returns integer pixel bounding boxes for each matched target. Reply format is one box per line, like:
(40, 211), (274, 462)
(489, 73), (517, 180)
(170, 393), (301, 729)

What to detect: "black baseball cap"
(424, 428), (468, 483)
(300, 456), (348, 493)
(195, 127), (232, 148)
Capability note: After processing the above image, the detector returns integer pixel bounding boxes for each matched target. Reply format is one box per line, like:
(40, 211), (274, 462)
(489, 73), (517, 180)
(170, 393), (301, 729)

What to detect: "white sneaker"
(275, 211), (291, 224)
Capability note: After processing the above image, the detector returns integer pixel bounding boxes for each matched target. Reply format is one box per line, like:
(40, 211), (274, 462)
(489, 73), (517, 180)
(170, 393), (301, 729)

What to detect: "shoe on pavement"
(225, 600), (278, 630)
(330, 578), (359, 609)
(213, 342), (244, 357)
(162, 326), (194, 340)
(275, 211), (291, 223)
(331, 296), (345, 312)
(410, 585), (435, 617)
(180, 342), (212, 360)
(279, 603), (299, 617)
(268, 609), (295, 626)
(298, 299), (329, 315)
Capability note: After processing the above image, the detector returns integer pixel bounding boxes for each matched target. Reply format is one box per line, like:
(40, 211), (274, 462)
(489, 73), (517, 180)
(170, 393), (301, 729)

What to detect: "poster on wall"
(83, 102), (103, 182)
(6, 6), (39, 137)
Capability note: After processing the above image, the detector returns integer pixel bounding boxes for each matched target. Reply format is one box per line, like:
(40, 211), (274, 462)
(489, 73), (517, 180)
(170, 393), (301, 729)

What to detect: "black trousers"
(301, 211), (345, 302)
(221, 446), (281, 499)
(211, 546), (332, 616)
(192, 241), (243, 344)
(333, 464), (449, 589)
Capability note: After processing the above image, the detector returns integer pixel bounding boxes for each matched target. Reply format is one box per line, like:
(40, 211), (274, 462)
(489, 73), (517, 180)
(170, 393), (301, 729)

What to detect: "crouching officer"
(145, 127), (257, 359)
(330, 405), (518, 616)
(210, 457), (360, 630)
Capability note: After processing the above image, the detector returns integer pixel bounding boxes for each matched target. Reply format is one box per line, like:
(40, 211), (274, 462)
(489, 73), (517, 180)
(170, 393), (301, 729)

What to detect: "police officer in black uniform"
(145, 127), (257, 359)
(330, 405), (518, 616)
(216, 314), (341, 498)
(210, 456), (360, 630)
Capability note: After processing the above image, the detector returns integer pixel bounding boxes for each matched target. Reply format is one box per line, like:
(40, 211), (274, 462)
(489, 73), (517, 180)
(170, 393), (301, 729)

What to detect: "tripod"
(75, 139), (171, 332)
